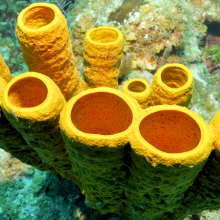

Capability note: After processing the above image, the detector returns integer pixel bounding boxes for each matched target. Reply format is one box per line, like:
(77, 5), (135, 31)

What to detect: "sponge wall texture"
(83, 26), (124, 89)
(0, 53), (13, 83)
(122, 78), (151, 109)
(150, 63), (194, 107)
(127, 105), (212, 219)
(60, 87), (140, 215)
(1, 72), (78, 182)
(0, 76), (54, 172)
(161, 150), (220, 220)
(16, 3), (82, 101)
(60, 88), (213, 219)
(209, 109), (220, 156)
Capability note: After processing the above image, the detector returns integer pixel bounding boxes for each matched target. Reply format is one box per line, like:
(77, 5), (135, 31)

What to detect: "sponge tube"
(1, 72), (78, 182)
(0, 76), (55, 172)
(150, 63), (194, 107)
(16, 3), (82, 101)
(83, 26), (124, 89)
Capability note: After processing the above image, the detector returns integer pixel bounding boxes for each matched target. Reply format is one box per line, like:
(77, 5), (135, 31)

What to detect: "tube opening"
(139, 110), (201, 153)
(22, 6), (55, 29)
(90, 28), (118, 43)
(128, 81), (146, 93)
(161, 67), (188, 88)
(71, 92), (133, 135)
(8, 77), (48, 108)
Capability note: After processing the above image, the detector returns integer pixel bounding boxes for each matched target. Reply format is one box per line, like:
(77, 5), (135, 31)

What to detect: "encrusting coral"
(0, 149), (33, 182)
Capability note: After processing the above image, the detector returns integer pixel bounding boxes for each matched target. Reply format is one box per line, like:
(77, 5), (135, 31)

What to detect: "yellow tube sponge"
(0, 76), (54, 172)
(1, 72), (78, 182)
(60, 87), (140, 214)
(209, 109), (220, 156)
(60, 87), (213, 218)
(127, 105), (213, 219)
(122, 78), (151, 109)
(166, 108), (220, 219)
(167, 150), (220, 220)
(167, 110), (220, 219)
(0, 76), (6, 99)
(83, 26), (124, 89)
(16, 3), (82, 101)
(0, 53), (13, 83)
(150, 63), (194, 106)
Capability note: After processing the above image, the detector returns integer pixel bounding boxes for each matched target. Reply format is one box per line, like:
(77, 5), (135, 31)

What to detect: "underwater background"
(0, 0), (220, 219)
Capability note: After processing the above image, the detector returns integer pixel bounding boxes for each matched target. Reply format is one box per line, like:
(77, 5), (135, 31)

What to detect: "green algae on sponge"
(162, 151), (220, 220)
(1, 72), (78, 182)
(126, 105), (213, 219)
(0, 75), (54, 172)
(60, 87), (213, 219)
(189, 152), (220, 211)
(60, 87), (140, 215)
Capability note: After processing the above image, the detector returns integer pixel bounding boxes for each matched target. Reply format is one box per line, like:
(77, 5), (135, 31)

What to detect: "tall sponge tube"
(1, 72), (79, 182)
(127, 105), (213, 219)
(16, 3), (82, 101)
(161, 109), (220, 219)
(83, 26), (124, 89)
(60, 87), (140, 215)
(0, 76), (55, 172)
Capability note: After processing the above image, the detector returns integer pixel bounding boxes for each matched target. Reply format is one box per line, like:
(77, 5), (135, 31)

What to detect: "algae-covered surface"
(0, 0), (220, 219)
